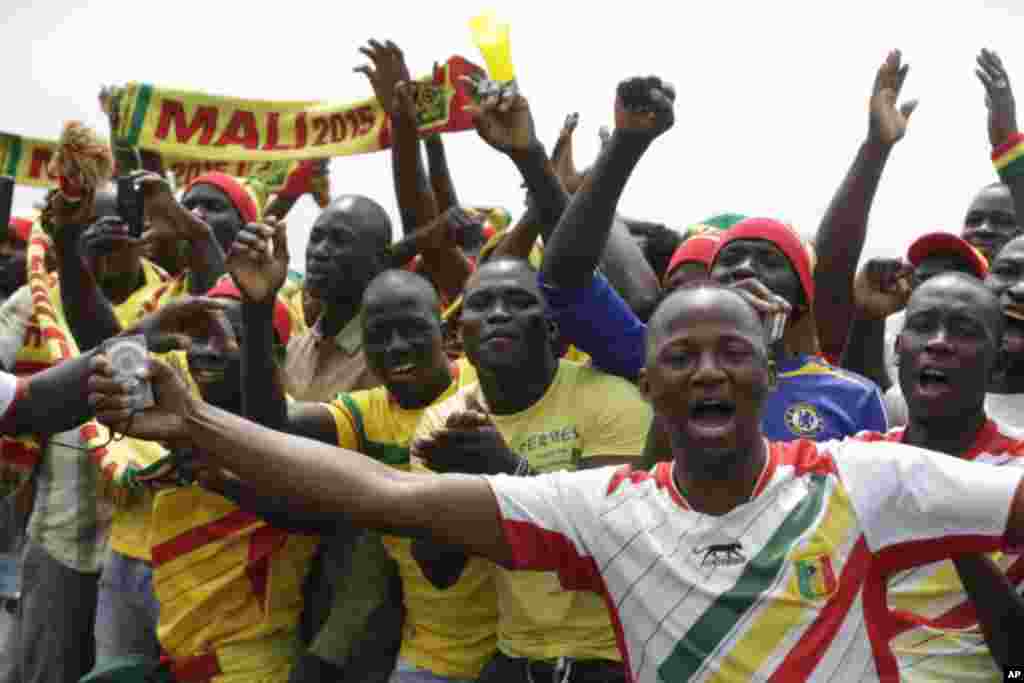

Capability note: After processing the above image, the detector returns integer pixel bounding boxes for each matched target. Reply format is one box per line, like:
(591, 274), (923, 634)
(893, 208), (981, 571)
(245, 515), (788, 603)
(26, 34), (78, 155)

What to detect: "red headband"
(712, 217), (815, 305)
(185, 172), (258, 224)
(665, 233), (722, 279)
(207, 277), (292, 345)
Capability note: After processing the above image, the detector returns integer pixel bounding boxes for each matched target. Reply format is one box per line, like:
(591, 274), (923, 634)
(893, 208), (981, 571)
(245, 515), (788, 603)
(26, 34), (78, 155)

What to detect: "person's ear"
(638, 368), (650, 400)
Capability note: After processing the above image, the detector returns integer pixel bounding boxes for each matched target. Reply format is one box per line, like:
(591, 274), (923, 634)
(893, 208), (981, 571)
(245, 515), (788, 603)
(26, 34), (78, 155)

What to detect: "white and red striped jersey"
(853, 421), (1024, 681)
(486, 437), (1022, 682)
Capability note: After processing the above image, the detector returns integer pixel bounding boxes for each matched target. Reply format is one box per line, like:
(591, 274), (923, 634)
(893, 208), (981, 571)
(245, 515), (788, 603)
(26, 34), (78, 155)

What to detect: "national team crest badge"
(784, 402), (824, 437)
(795, 554), (838, 600)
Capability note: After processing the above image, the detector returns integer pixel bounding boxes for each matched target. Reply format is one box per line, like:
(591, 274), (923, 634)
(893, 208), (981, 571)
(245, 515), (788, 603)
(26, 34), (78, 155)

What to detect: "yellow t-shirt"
(325, 382), (499, 679)
(417, 360), (651, 661)
(455, 345), (590, 387)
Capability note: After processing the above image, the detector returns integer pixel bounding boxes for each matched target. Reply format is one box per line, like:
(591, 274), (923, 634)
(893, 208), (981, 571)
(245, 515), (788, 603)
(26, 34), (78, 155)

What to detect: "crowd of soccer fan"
(0, 39), (1023, 683)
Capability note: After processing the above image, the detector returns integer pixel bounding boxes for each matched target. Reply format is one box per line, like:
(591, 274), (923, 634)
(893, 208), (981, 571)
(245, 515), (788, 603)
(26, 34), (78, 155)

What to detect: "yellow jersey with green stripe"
(325, 380), (499, 680)
(486, 437), (1022, 681)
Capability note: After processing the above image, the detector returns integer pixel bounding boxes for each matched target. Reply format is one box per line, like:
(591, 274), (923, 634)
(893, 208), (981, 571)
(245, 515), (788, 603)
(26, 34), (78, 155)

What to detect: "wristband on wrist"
(992, 132), (1024, 181)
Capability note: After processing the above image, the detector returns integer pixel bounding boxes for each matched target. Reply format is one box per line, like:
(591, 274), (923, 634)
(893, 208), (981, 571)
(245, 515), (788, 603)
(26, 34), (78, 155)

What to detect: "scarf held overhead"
(0, 131), (321, 198)
(112, 56), (484, 162)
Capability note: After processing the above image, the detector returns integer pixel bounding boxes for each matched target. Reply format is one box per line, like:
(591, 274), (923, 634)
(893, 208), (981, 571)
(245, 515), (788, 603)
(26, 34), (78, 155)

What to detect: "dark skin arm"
(814, 50), (916, 358)
(425, 133), (459, 213)
(4, 351), (100, 436)
(355, 40), (437, 234)
(977, 49), (1024, 239)
(838, 258), (911, 390)
(952, 554), (1024, 668)
(539, 77), (674, 323)
(91, 356), (512, 558)
(135, 173), (226, 295)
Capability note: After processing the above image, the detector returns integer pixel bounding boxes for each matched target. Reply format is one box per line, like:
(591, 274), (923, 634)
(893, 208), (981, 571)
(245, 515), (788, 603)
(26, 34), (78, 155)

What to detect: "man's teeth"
(392, 363), (415, 373)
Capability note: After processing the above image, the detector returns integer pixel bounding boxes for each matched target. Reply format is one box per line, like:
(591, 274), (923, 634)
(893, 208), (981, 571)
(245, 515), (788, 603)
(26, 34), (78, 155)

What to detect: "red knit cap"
(207, 276), (292, 345)
(185, 172), (260, 224)
(712, 217), (815, 305)
(665, 233), (722, 282)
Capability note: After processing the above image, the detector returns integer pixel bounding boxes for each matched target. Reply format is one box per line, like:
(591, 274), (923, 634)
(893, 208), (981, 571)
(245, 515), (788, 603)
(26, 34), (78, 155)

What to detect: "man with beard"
(88, 278), (1024, 682)
(851, 272), (1024, 678)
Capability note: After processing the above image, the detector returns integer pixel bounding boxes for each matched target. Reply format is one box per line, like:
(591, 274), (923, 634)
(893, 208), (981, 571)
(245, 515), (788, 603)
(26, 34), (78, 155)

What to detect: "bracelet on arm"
(992, 132), (1024, 182)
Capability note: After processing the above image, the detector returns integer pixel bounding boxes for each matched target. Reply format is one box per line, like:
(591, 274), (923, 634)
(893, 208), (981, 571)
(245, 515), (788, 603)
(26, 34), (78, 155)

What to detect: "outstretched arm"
(814, 50), (917, 359)
(425, 132), (459, 214)
(539, 77), (674, 318)
(89, 356), (513, 564)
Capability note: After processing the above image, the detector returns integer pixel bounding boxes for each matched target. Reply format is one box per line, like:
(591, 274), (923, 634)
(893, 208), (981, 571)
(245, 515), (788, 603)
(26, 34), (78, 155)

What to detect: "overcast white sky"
(2, 0), (1022, 269)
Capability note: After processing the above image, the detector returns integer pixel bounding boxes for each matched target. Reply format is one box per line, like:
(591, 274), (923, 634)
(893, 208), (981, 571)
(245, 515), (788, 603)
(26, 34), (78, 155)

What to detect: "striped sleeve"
(835, 439), (1022, 571)
(486, 467), (612, 592)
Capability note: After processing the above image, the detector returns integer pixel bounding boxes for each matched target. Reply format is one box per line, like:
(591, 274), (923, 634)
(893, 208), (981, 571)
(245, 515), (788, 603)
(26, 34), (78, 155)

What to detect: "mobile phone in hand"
(103, 334), (154, 411)
(116, 176), (144, 238)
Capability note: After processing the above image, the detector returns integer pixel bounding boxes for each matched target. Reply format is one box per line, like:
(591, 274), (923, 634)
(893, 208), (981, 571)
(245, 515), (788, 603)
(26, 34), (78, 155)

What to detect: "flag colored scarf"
(111, 56), (484, 163)
(0, 131), (329, 206)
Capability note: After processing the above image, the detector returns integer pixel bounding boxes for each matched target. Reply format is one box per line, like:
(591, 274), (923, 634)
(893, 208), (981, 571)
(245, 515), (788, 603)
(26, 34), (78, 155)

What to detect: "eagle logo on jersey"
(784, 402), (824, 437)
(693, 539), (746, 568)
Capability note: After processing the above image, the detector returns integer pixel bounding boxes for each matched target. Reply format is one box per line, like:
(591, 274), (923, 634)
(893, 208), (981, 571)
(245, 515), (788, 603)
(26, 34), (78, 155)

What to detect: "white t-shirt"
(487, 438), (1021, 682)
(0, 286), (32, 372)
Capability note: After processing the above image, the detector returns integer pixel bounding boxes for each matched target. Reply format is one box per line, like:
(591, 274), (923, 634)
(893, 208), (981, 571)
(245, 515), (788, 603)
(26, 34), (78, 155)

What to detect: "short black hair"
(628, 221), (684, 280)
(647, 280), (767, 357)
(910, 271), (1005, 346)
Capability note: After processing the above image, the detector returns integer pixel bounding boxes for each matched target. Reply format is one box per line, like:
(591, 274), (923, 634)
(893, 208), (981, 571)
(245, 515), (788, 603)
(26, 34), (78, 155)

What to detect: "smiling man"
(88, 278), (1024, 682)
(229, 218), (496, 683)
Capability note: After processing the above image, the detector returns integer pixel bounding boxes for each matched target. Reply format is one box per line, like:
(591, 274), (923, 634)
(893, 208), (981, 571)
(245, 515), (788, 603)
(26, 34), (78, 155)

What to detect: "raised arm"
(227, 218), (336, 444)
(137, 173), (226, 295)
(47, 190), (123, 350)
(814, 50), (917, 359)
(425, 131), (459, 213)
(839, 258), (912, 390)
(978, 49), (1024, 240)
(539, 77), (673, 317)
(356, 39), (437, 234)
(88, 355), (513, 564)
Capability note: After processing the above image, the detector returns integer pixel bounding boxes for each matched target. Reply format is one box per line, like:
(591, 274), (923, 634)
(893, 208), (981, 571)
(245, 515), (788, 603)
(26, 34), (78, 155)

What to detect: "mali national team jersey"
(326, 380), (499, 680)
(487, 437), (1022, 682)
(853, 421), (1024, 681)
(419, 360), (652, 662)
(766, 354), (887, 442)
